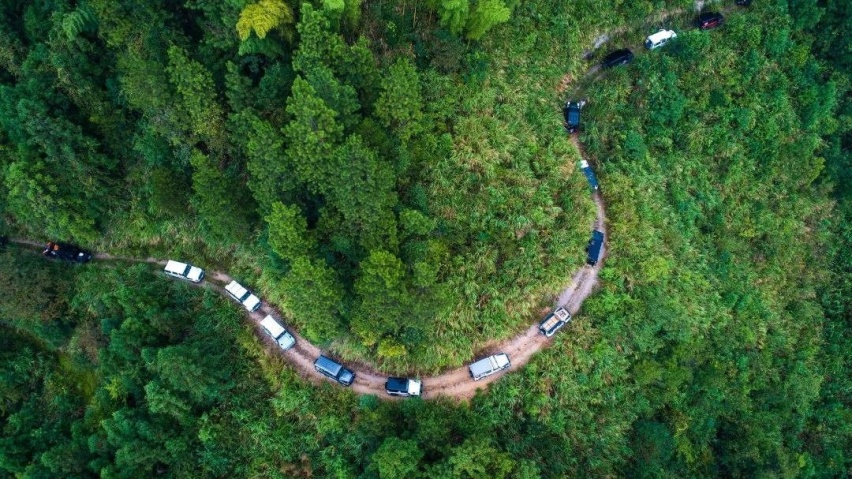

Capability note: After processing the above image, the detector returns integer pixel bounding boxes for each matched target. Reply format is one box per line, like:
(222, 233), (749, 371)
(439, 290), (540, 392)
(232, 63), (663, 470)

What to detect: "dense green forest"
(1, 0), (850, 477)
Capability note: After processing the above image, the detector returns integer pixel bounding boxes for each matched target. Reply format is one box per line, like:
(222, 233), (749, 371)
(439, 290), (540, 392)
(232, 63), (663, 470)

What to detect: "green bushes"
(0, 0), (849, 477)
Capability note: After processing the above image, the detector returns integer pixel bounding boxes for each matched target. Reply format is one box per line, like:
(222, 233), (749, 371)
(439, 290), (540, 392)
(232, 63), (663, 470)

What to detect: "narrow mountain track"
(7, 2), (748, 400)
(7, 192), (605, 400)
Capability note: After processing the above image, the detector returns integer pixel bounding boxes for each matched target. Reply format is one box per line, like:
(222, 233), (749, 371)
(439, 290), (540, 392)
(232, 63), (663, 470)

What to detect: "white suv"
(225, 280), (261, 312)
(260, 315), (296, 351)
(645, 29), (677, 50)
(164, 260), (205, 283)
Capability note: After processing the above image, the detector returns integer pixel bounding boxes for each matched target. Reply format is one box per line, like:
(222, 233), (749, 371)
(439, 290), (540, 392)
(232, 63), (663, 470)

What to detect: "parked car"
(0, 236), (7, 249)
(601, 49), (634, 68)
(563, 100), (586, 133)
(314, 355), (355, 386)
(468, 353), (511, 381)
(224, 280), (261, 312)
(163, 260), (205, 283)
(580, 160), (599, 191)
(586, 230), (605, 266)
(385, 377), (422, 397)
(645, 29), (677, 50)
(260, 315), (296, 351)
(539, 307), (572, 337)
(42, 241), (93, 263)
(735, 0), (752, 5)
(695, 12), (724, 30)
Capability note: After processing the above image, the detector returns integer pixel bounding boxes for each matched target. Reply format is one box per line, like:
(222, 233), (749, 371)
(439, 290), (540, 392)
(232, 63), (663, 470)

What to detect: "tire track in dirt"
(8, 0), (748, 400)
(6, 190), (605, 400)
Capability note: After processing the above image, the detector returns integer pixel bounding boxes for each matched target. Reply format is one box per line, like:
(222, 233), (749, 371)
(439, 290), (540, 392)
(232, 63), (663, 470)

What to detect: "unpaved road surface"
(9, 0), (750, 400)
(7, 191), (605, 401)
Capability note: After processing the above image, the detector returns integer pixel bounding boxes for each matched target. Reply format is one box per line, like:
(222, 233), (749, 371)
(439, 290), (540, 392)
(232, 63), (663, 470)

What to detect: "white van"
(645, 29), (677, 50)
(260, 315), (296, 351)
(225, 280), (261, 312)
(164, 260), (205, 283)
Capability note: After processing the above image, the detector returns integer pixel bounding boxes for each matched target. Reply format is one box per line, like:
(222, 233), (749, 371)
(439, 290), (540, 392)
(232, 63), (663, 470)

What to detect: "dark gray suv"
(314, 355), (355, 386)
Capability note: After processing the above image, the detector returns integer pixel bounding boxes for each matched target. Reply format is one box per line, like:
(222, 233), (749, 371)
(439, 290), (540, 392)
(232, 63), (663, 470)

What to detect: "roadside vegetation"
(0, 0), (849, 477)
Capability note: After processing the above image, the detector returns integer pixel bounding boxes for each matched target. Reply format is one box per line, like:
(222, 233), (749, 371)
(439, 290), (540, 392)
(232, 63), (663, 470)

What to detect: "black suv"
(563, 100), (585, 133)
(601, 49), (634, 68)
(42, 241), (93, 263)
(695, 12), (724, 30)
(585, 230), (604, 266)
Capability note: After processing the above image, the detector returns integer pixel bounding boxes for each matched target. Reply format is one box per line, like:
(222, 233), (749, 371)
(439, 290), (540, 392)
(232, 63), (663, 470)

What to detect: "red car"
(695, 12), (725, 30)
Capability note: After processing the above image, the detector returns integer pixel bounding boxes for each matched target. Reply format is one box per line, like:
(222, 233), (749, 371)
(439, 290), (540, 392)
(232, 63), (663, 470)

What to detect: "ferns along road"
(8, 189), (603, 401)
(9, 3), (744, 399)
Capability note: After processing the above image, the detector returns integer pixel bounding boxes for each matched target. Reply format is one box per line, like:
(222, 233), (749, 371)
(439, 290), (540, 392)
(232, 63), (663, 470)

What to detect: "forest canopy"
(1, 0), (850, 478)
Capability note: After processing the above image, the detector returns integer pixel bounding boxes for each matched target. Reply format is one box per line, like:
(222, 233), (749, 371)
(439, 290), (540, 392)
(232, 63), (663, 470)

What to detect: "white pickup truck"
(539, 307), (571, 337)
(468, 353), (511, 381)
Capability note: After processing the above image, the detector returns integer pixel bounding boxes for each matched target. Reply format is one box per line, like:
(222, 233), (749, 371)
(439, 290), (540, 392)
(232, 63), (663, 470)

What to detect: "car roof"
(386, 377), (409, 390)
(646, 30), (674, 42)
(225, 280), (249, 297)
(260, 315), (286, 338)
(469, 356), (494, 374)
(607, 48), (631, 57)
(493, 353), (510, 368)
(316, 355), (343, 375)
(242, 294), (261, 309)
(164, 260), (188, 273)
(186, 266), (204, 281)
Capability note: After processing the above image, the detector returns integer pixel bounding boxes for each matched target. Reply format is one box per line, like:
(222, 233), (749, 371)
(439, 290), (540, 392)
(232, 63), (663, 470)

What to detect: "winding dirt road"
(8, 190), (605, 401)
(6, 1), (748, 400)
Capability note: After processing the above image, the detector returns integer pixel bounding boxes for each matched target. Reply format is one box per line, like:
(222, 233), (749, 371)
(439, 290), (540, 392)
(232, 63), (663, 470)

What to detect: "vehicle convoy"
(260, 315), (296, 351)
(586, 230), (604, 266)
(314, 355), (355, 386)
(385, 377), (422, 397)
(695, 12), (724, 30)
(601, 48), (634, 68)
(539, 307), (572, 337)
(580, 160), (599, 191)
(42, 241), (93, 263)
(468, 353), (511, 381)
(645, 29), (677, 50)
(224, 280), (261, 312)
(563, 100), (586, 133)
(163, 260), (205, 283)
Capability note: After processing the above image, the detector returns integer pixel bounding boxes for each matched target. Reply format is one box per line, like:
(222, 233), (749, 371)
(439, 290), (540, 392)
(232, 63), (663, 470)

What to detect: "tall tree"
(166, 46), (226, 150)
(236, 0), (294, 41)
(189, 150), (254, 243)
(278, 256), (344, 341)
(282, 76), (343, 192)
(266, 201), (316, 262)
(375, 58), (425, 143)
(465, 0), (512, 40)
